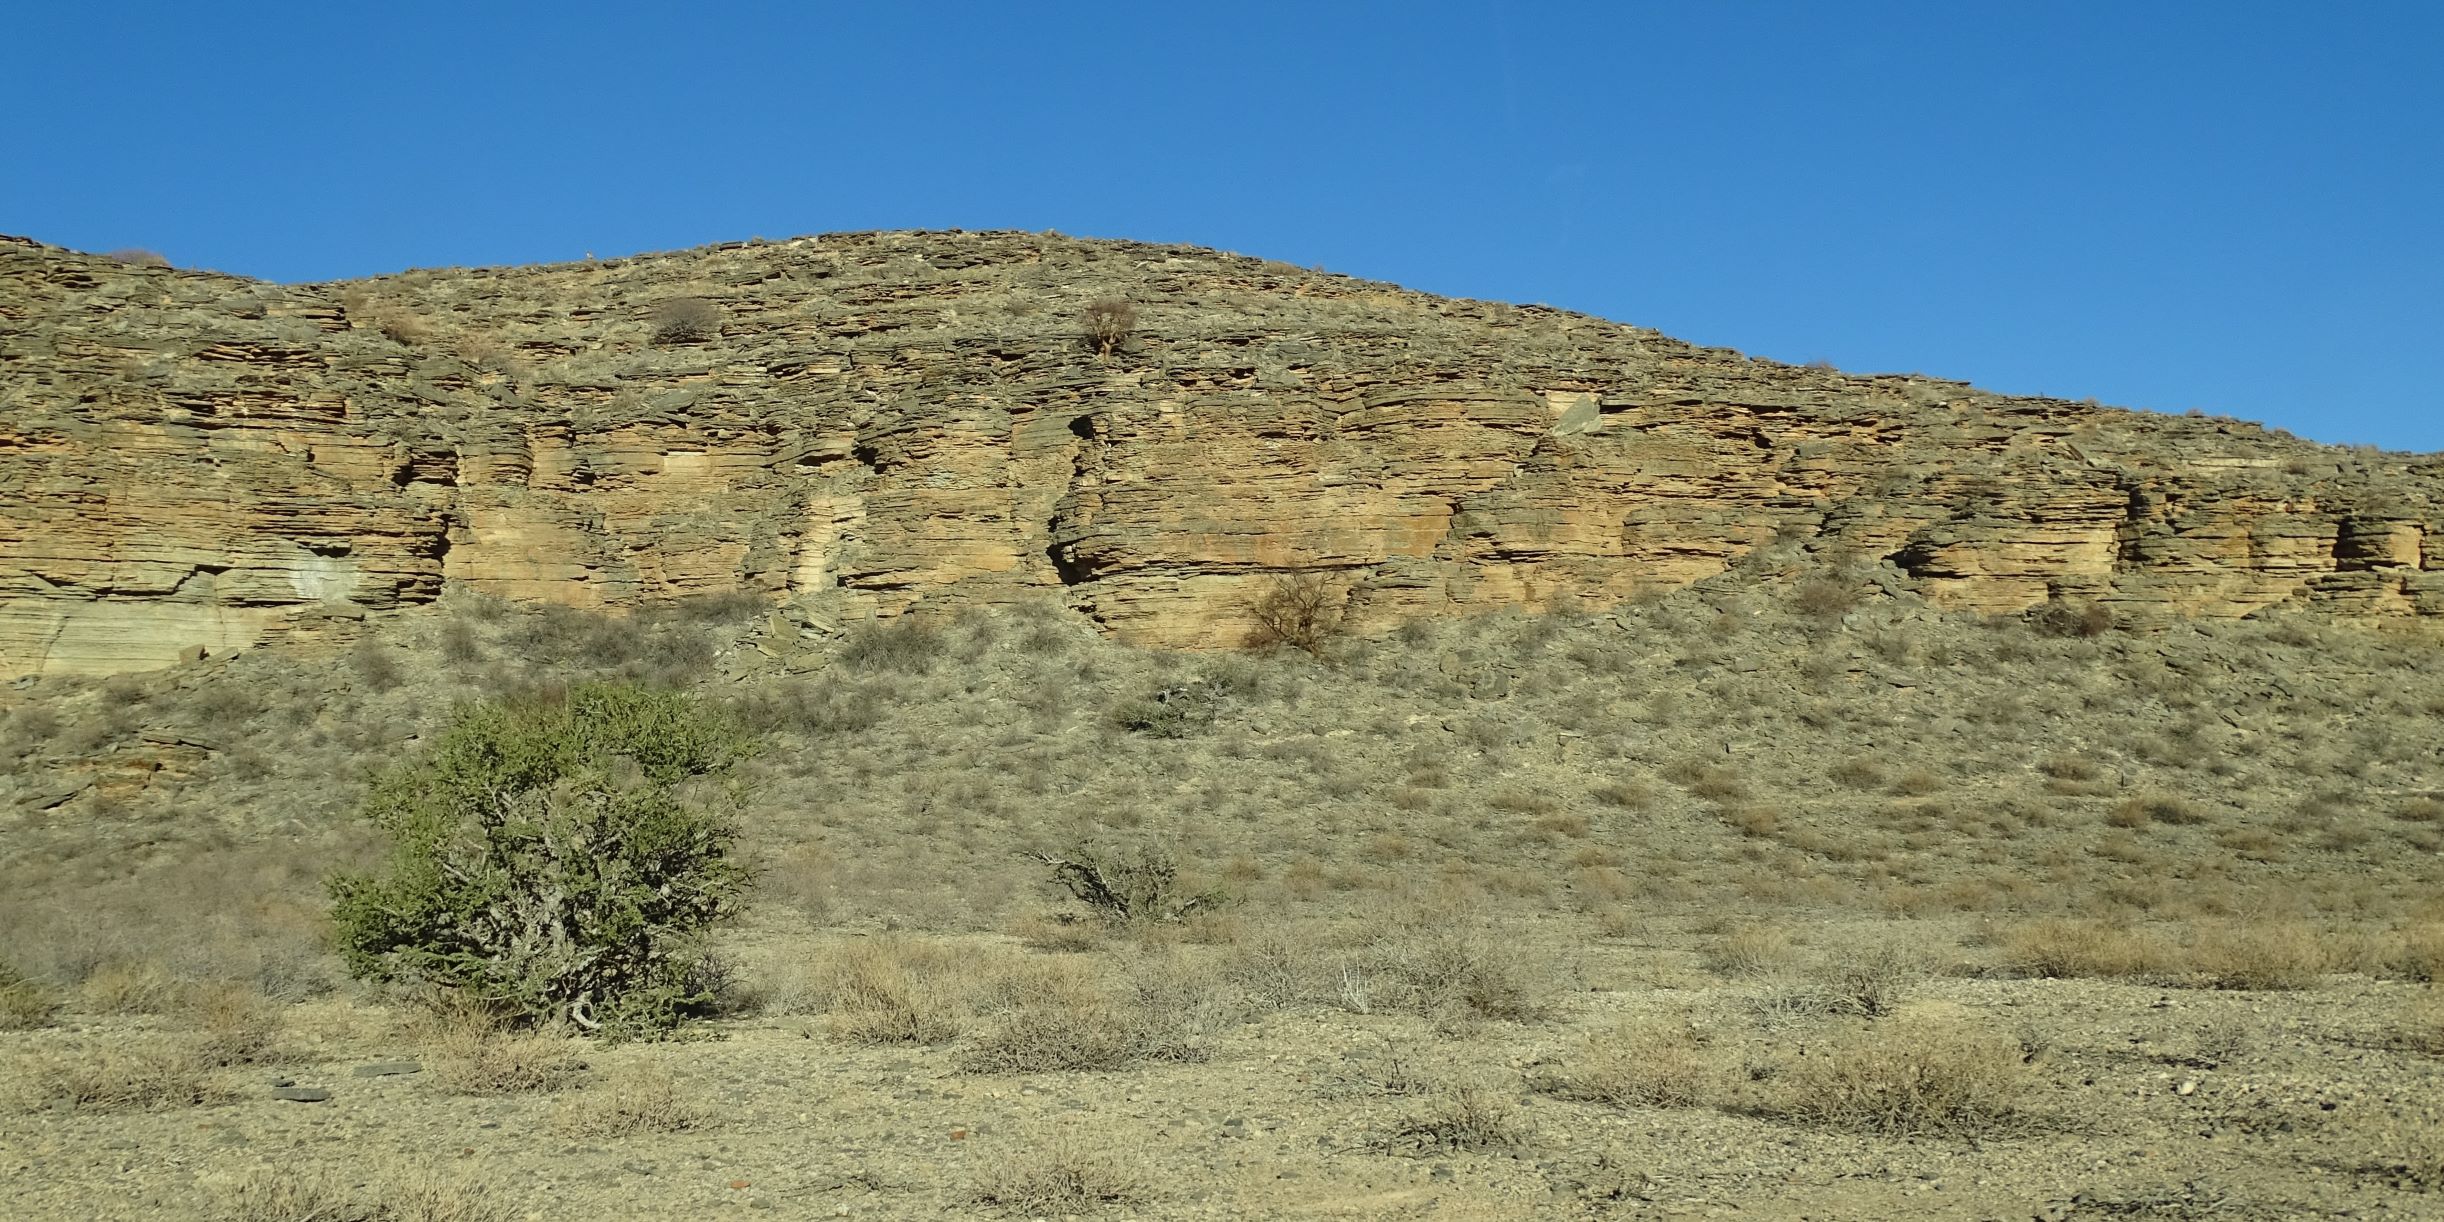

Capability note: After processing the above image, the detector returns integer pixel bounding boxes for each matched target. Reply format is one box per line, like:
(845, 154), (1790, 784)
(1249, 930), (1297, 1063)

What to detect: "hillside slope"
(4, 230), (2440, 676)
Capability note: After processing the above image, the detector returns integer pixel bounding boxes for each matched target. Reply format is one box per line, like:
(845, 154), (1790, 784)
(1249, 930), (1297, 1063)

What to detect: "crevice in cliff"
(1043, 412), (1099, 587)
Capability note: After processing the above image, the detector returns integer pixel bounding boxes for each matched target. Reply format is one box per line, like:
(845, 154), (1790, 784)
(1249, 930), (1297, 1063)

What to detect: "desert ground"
(3, 557), (2441, 1219)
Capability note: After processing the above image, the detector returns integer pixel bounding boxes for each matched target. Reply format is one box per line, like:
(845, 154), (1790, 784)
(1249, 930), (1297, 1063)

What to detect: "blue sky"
(7, 3), (2438, 450)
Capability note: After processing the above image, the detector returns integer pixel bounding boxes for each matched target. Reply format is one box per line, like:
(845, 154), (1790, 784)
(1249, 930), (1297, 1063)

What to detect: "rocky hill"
(4, 229), (2440, 677)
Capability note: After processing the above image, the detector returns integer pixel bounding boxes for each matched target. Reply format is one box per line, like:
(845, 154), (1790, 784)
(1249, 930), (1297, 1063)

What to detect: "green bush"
(327, 683), (755, 1039)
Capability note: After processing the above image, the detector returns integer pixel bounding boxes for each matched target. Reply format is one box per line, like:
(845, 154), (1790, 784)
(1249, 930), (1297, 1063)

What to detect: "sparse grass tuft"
(2002, 919), (2171, 980)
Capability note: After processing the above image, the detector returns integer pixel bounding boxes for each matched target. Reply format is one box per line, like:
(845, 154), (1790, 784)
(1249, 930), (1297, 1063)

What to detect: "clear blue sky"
(7, 3), (2437, 450)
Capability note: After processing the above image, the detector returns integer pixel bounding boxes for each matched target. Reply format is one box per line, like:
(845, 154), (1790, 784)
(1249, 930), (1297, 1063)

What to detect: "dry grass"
(957, 959), (1208, 1073)
(2189, 921), (2329, 990)
(2002, 918), (2173, 979)
(1767, 1014), (2032, 1137)
(16, 1041), (230, 1112)
(806, 935), (972, 1044)
(553, 1063), (710, 1138)
(1542, 1020), (1719, 1108)
(419, 1011), (585, 1095)
(1391, 1083), (1528, 1152)
(1701, 923), (1795, 977)
(217, 1162), (512, 1222)
(969, 1134), (1147, 1214)
(0, 963), (58, 1030)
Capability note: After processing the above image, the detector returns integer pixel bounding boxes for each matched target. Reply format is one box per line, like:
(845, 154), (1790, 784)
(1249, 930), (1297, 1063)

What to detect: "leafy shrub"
(649, 296), (722, 344)
(327, 683), (754, 1038)
(1081, 298), (1135, 358)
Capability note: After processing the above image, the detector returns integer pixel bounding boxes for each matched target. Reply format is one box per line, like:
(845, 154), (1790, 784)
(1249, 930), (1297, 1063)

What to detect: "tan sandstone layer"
(4, 230), (2440, 677)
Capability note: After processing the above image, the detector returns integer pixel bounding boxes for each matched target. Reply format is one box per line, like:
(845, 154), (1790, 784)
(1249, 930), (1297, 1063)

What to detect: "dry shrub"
(1702, 924), (1794, 977)
(1010, 911), (1109, 953)
(970, 1134), (1146, 1214)
(1793, 577), (1857, 619)
(2189, 921), (2328, 990)
(1543, 1021), (1719, 1108)
(1391, 1084), (1527, 1153)
(2387, 993), (2444, 1056)
(1815, 942), (1931, 1018)
(958, 961), (1206, 1073)
(1080, 298), (1136, 359)
(2391, 923), (2444, 983)
(421, 1009), (584, 1095)
(217, 1163), (511, 1222)
(1245, 572), (1342, 656)
(0, 963), (58, 1030)
(2031, 599), (2115, 637)
(1357, 921), (1564, 1022)
(1672, 762), (1749, 800)
(1589, 779), (1653, 809)
(189, 983), (284, 1067)
(2112, 794), (2210, 828)
(2002, 918), (2172, 979)
(553, 1063), (710, 1138)
(1769, 1015), (2031, 1137)
(813, 935), (970, 1045)
(18, 1041), (228, 1112)
(104, 248), (170, 267)
(78, 958), (185, 1014)
(649, 296), (722, 344)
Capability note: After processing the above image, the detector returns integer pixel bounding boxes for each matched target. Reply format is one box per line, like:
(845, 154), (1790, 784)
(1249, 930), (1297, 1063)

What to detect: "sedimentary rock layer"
(3, 230), (2439, 676)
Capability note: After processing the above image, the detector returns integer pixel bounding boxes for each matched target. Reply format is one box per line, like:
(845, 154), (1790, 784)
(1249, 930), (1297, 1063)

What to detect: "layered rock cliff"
(4, 229), (2440, 677)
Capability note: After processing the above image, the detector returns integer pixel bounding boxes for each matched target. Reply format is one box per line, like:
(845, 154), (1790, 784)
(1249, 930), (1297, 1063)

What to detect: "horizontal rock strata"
(3, 230), (2439, 676)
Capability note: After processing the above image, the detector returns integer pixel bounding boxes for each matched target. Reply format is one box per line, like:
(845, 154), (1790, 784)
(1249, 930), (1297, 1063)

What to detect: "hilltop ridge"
(4, 229), (2440, 677)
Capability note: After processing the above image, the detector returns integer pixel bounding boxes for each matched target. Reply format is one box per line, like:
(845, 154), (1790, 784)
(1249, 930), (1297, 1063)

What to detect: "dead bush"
(1080, 298), (1135, 359)
(1768, 1015), (2031, 1137)
(649, 296), (722, 344)
(2111, 794), (2211, 828)
(1541, 1021), (1719, 1108)
(970, 1134), (1147, 1214)
(1030, 844), (1222, 924)
(1357, 921), (1564, 1022)
(1245, 571), (1343, 656)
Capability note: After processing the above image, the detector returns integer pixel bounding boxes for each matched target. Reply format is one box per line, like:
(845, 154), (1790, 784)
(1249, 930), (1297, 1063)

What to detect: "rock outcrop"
(4, 230), (2440, 677)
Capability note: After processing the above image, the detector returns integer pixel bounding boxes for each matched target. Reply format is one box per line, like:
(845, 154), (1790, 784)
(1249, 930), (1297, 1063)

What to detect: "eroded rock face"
(4, 230), (2440, 676)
